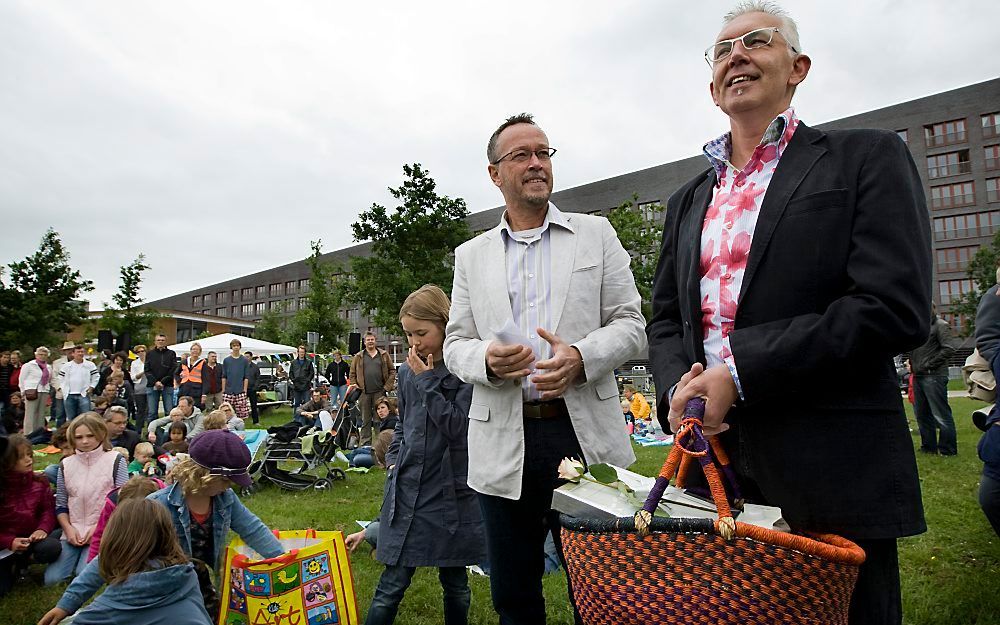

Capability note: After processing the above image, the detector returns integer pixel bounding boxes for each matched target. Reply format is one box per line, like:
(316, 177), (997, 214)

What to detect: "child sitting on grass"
(161, 423), (189, 454)
(87, 476), (163, 562)
(0, 435), (60, 596)
(45, 413), (129, 586)
(43, 424), (72, 485)
(39, 498), (214, 625)
(127, 442), (158, 477)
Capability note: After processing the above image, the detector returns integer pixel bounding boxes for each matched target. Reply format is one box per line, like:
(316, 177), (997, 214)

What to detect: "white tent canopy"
(168, 333), (296, 358)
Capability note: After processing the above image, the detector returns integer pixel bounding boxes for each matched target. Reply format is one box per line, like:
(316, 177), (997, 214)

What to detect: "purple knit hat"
(188, 429), (252, 488)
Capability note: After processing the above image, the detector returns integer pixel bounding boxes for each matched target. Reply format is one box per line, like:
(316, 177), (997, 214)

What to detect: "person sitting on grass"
(161, 423), (189, 454)
(90, 397), (109, 418)
(623, 385), (650, 422)
(146, 396), (203, 445)
(0, 435), (60, 596)
(39, 498), (215, 625)
(622, 400), (635, 434)
(127, 442), (157, 477)
(40, 429), (284, 624)
(217, 402), (246, 431)
(45, 413), (128, 586)
(86, 476), (164, 562)
(2, 391), (25, 434)
(371, 398), (398, 469)
(295, 388), (331, 428)
(43, 424), (72, 486)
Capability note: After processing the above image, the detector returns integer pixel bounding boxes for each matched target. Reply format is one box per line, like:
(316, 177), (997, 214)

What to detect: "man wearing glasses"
(647, 3), (930, 624)
(445, 113), (646, 624)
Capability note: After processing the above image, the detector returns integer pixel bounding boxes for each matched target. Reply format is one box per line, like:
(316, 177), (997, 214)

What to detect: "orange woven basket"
(559, 398), (866, 625)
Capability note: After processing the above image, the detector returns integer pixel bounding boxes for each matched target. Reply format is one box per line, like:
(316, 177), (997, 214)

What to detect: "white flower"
(557, 457), (585, 482)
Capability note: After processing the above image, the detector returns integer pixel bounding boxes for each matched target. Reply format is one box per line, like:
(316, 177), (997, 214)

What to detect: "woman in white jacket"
(19, 346), (52, 433)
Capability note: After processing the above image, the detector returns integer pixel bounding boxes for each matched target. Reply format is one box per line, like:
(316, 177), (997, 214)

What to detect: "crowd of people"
(2, 3), (999, 625)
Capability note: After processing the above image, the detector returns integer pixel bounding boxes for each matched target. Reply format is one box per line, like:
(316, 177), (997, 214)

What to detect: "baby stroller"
(249, 424), (346, 491)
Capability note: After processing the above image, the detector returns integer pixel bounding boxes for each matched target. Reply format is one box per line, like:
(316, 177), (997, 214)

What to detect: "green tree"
(949, 230), (1000, 336)
(0, 228), (93, 351)
(607, 194), (664, 320)
(101, 254), (162, 348)
(255, 300), (291, 345)
(286, 240), (349, 352)
(341, 163), (471, 335)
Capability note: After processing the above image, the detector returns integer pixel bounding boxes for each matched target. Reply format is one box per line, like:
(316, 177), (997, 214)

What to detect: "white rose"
(557, 457), (585, 482)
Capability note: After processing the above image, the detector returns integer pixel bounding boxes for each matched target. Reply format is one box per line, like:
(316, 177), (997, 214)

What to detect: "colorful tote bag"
(219, 529), (359, 625)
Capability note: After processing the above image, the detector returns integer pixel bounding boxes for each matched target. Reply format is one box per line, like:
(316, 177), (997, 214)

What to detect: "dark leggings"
(0, 536), (62, 597)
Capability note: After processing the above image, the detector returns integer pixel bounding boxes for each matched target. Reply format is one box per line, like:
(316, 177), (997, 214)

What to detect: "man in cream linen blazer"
(444, 113), (646, 624)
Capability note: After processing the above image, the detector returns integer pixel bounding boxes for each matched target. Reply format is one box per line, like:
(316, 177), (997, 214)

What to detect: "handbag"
(559, 398), (865, 625)
(24, 388), (38, 401)
(219, 529), (360, 625)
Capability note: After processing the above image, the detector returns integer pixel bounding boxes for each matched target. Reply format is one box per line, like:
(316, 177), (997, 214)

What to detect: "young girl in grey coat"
(364, 284), (485, 625)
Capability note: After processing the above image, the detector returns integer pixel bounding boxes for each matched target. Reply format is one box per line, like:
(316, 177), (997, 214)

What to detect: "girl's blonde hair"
(98, 498), (187, 584)
(399, 284), (450, 329)
(203, 410), (227, 430)
(67, 412), (112, 451)
(219, 402), (235, 417)
(169, 457), (230, 497)
(112, 446), (130, 461)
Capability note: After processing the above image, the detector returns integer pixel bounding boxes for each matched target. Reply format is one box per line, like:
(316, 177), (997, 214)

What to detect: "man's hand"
(38, 607), (69, 625)
(667, 363), (736, 436)
(485, 342), (534, 380)
(29, 529), (48, 542)
(148, 431), (157, 443)
(532, 329), (583, 400)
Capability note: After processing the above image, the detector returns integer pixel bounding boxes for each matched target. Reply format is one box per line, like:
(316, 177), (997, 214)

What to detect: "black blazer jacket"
(647, 122), (932, 540)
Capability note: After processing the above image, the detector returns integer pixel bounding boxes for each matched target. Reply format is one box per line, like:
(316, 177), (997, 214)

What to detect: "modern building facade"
(147, 78), (1000, 350)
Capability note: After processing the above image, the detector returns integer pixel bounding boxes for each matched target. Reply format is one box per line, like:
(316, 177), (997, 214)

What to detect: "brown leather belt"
(522, 398), (569, 420)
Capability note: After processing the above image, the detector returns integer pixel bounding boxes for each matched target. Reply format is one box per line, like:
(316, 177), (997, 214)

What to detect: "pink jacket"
(87, 478), (165, 561)
(60, 448), (122, 539)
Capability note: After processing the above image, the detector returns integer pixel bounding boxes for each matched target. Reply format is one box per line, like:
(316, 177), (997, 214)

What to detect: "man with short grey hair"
(446, 113), (646, 624)
(647, 4), (931, 623)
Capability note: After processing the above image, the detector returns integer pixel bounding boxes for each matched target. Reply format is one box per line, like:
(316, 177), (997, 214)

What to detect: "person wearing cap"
(44, 429), (284, 623)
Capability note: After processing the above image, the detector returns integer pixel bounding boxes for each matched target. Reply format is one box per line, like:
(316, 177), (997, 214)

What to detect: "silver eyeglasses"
(492, 147), (557, 165)
(704, 27), (797, 67)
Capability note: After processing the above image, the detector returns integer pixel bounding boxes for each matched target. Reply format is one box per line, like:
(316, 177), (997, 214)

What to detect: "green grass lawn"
(5, 399), (1000, 624)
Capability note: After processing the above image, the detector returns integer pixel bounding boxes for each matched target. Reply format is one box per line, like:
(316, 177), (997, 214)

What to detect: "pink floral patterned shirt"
(700, 107), (800, 397)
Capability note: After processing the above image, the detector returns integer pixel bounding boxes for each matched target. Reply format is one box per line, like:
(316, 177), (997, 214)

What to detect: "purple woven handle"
(639, 398), (706, 514)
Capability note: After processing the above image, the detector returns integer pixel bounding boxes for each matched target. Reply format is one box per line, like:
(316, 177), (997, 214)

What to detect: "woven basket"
(559, 398), (865, 625)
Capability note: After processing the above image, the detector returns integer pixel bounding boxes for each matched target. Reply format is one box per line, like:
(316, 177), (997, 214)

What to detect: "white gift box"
(552, 464), (789, 532)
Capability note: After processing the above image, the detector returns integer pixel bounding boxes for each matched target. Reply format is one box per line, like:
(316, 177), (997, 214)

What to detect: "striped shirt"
(500, 204), (573, 401)
(59, 359), (99, 395)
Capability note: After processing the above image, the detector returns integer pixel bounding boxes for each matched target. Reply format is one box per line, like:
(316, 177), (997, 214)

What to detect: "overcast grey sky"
(1, 0), (996, 308)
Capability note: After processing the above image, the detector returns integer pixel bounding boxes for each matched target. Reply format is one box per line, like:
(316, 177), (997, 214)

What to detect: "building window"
(231, 306), (238, 318)
(637, 201), (663, 222)
(984, 112), (1000, 139)
(216, 308), (225, 317)
(241, 287), (253, 301)
(941, 312), (967, 334)
(347, 308), (360, 329)
(285, 298), (296, 311)
(985, 145), (1000, 172)
(299, 279), (309, 291)
(930, 181), (975, 209)
(936, 246), (978, 273)
(269, 283), (282, 297)
(988, 178), (1000, 203)
(938, 280), (972, 304)
(896, 129), (908, 144)
(191, 295), (201, 308)
(587, 209), (603, 216)
(924, 118), (967, 148)
(926, 150), (970, 179)
(286, 280), (296, 294)
(934, 211), (1000, 241)
(216, 291), (227, 304)
(255, 285), (266, 299)
(175, 319), (208, 343)
(232, 289), (239, 302)
(298, 297), (308, 310)
(241, 304), (253, 316)
(254, 302), (266, 314)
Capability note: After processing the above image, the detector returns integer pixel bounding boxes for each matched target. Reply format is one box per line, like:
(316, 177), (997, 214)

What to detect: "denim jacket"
(57, 485), (283, 614)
